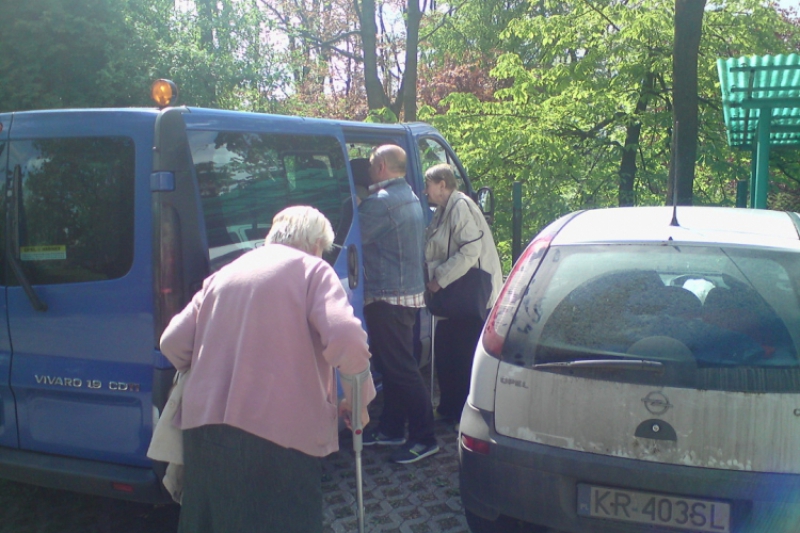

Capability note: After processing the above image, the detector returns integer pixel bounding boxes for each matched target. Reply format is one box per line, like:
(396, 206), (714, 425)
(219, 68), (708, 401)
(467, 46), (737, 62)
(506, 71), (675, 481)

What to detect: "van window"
(189, 132), (350, 271)
(8, 137), (135, 284)
(417, 138), (466, 192)
(504, 244), (800, 393)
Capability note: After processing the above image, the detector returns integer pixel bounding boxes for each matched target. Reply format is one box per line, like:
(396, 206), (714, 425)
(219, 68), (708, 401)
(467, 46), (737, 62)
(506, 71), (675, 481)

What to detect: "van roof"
(551, 206), (800, 250)
(1, 106), (436, 134)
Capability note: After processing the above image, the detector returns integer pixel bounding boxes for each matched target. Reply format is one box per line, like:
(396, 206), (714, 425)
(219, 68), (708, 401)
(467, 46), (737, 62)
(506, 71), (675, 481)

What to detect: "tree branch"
(581, 0), (620, 33)
(259, 0), (363, 61)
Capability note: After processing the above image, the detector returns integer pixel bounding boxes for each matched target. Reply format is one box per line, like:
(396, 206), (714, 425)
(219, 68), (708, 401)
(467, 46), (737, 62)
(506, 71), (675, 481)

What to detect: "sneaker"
(390, 441), (440, 464)
(362, 428), (406, 447)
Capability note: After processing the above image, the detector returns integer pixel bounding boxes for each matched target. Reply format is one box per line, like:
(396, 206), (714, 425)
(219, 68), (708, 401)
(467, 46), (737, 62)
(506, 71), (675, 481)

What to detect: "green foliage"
(364, 107), (399, 123)
(0, 0), (290, 112)
(0, 0), (155, 110)
(5, 0), (800, 263)
(147, 0), (289, 110)
(422, 0), (534, 68)
(427, 0), (800, 252)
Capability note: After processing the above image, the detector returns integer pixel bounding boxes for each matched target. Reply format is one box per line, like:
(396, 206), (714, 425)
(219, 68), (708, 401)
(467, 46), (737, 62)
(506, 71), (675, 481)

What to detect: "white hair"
(266, 205), (334, 255)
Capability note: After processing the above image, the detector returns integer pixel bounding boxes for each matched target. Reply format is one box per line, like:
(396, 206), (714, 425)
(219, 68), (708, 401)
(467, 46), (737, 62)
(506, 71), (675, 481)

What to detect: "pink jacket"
(159, 244), (375, 457)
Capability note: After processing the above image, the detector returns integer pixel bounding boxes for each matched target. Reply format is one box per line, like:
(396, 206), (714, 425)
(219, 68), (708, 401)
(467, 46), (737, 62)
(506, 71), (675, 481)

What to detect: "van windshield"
(504, 243), (800, 392)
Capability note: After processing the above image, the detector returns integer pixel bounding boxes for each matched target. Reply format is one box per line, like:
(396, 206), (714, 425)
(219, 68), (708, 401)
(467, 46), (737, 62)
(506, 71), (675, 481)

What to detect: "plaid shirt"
(364, 292), (426, 308)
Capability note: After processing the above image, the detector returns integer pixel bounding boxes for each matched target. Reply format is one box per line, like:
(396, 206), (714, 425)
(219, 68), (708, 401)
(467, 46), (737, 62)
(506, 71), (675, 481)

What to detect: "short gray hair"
(424, 163), (458, 191)
(266, 205), (334, 255)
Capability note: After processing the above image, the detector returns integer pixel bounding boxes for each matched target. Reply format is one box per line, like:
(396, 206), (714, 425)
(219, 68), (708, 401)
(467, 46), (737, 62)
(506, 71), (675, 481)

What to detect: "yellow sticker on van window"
(20, 245), (67, 261)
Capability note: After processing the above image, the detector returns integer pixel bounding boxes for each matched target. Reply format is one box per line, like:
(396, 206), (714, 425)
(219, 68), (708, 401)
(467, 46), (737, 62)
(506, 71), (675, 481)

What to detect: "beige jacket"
(425, 191), (503, 308)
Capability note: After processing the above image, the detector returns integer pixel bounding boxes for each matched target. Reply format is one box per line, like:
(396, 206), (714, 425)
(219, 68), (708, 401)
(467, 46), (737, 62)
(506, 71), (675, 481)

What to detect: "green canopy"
(717, 54), (800, 208)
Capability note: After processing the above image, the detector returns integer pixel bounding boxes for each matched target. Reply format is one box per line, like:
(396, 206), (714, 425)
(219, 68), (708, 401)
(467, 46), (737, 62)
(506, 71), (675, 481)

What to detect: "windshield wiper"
(534, 359), (663, 373)
(8, 165), (47, 312)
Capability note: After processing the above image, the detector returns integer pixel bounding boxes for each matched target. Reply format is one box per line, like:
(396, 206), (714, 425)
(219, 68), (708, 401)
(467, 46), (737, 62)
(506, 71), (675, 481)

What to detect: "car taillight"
(482, 242), (546, 357)
(461, 434), (491, 455)
(154, 204), (183, 342)
(112, 482), (135, 493)
(482, 213), (578, 358)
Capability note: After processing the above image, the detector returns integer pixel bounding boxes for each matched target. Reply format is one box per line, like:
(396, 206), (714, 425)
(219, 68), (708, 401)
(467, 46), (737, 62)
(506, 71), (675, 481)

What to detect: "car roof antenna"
(670, 121), (680, 227)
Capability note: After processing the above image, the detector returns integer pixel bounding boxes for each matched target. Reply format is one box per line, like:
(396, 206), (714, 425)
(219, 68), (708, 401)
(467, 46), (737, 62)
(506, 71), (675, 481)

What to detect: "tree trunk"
(356, 0), (388, 110)
(618, 72), (655, 207)
(402, 0), (422, 121)
(196, 0), (219, 105)
(196, 0), (216, 50)
(668, 0), (706, 206)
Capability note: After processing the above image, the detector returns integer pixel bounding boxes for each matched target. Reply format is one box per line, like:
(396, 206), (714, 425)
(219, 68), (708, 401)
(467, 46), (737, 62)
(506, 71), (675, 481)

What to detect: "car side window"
(417, 137), (466, 192)
(9, 137), (135, 285)
(189, 131), (350, 271)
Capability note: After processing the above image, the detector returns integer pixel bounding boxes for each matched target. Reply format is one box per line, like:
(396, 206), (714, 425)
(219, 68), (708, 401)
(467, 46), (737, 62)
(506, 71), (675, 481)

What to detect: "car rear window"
(503, 243), (800, 393)
(8, 136), (135, 285)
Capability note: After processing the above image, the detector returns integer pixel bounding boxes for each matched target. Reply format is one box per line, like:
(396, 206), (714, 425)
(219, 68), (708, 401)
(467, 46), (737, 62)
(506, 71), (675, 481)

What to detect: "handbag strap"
(444, 196), (483, 269)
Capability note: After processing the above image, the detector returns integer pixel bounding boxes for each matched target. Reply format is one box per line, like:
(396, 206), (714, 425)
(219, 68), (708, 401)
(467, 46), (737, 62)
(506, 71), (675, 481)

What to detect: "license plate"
(577, 484), (731, 533)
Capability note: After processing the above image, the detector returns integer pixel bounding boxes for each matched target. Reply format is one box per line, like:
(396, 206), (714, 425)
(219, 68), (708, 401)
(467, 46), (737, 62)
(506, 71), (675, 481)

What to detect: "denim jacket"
(358, 177), (426, 300)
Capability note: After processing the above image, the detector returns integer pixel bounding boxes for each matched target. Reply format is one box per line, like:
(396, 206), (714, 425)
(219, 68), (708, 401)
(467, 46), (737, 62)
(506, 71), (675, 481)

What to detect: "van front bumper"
(459, 403), (800, 533)
(0, 446), (171, 504)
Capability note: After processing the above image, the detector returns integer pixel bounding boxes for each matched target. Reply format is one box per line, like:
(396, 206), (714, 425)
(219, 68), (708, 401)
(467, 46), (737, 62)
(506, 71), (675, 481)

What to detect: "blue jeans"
(364, 301), (436, 446)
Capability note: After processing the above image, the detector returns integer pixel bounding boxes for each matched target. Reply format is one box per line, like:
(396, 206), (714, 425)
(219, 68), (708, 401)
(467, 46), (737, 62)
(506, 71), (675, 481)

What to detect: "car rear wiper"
(7, 165), (47, 312)
(534, 359), (663, 373)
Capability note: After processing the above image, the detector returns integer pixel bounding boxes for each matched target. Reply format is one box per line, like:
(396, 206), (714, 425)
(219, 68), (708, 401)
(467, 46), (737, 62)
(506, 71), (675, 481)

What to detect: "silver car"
(460, 206), (800, 533)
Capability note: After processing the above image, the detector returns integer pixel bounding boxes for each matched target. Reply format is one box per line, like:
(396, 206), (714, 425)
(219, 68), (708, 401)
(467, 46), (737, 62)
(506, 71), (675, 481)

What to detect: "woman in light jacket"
(159, 205), (375, 533)
(424, 164), (503, 424)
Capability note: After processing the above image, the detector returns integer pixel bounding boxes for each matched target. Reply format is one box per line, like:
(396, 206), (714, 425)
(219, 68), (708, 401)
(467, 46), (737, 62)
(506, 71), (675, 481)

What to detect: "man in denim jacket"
(358, 144), (439, 464)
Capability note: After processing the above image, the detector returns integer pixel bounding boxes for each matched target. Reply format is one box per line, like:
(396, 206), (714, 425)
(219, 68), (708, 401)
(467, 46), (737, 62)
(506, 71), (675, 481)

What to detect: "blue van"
(0, 89), (490, 502)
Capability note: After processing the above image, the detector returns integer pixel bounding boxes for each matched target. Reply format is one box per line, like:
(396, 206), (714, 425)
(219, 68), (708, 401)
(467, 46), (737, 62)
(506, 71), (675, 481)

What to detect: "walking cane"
(342, 366), (370, 533)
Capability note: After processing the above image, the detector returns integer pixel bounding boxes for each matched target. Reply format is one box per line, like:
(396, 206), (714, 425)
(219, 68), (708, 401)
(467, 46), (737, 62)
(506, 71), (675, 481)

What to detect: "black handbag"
(425, 266), (493, 321)
(425, 197), (493, 321)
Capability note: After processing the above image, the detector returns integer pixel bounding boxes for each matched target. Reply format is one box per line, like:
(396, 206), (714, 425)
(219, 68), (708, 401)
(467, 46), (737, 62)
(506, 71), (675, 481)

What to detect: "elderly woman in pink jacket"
(160, 205), (375, 533)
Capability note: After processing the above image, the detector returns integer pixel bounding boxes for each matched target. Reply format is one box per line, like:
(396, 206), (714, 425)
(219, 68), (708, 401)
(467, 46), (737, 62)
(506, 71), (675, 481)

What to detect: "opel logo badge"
(642, 391), (672, 415)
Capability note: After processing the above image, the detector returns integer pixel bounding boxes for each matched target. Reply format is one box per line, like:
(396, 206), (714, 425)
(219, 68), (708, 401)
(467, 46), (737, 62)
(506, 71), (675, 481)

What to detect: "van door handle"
(347, 244), (358, 290)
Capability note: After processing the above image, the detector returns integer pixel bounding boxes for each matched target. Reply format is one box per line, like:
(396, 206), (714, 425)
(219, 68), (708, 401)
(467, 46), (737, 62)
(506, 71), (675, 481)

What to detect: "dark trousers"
(434, 316), (484, 420)
(364, 301), (436, 446)
(179, 424), (322, 533)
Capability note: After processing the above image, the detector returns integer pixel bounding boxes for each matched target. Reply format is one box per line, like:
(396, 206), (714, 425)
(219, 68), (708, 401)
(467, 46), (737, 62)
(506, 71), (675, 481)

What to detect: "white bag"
(147, 370), (188, 503)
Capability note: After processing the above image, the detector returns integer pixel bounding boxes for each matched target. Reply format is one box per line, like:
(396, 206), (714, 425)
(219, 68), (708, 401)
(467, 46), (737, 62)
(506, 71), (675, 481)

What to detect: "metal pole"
(342, 367), (369, 533)
(736, 180), (748, 208)
(753, 109), (772, 209)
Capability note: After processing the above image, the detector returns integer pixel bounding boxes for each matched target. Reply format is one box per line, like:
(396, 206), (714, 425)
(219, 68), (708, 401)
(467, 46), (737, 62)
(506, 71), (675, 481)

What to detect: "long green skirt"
(178, 424), (322, 533)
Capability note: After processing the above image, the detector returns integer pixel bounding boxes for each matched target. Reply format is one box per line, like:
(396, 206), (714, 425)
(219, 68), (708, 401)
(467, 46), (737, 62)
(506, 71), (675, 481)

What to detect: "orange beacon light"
(151, 79), (178, 108)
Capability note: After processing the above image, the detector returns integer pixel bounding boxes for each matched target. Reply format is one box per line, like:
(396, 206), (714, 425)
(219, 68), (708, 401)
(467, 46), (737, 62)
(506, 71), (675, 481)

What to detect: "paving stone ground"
(321, 381), (468, 533)
(0, 363), (551, 533)
(323, 363), (552, 533)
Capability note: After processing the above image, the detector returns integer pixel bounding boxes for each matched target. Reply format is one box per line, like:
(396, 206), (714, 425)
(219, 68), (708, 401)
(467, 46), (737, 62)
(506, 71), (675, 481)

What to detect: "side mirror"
(476, 187), (495, 225)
